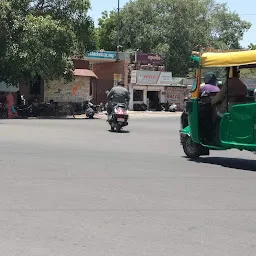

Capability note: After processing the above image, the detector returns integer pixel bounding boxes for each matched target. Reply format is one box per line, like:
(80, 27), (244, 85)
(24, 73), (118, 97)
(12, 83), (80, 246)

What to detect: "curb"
(73, 112), (181, 119)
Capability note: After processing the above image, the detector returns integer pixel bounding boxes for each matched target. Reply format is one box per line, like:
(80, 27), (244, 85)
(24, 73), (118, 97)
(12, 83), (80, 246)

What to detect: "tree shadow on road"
(188, 157), (256, 172)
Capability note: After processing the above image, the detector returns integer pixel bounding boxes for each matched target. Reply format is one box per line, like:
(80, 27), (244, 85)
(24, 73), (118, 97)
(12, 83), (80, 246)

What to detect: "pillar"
(129, 84), (133, 110)
(143, 88), (147, 105)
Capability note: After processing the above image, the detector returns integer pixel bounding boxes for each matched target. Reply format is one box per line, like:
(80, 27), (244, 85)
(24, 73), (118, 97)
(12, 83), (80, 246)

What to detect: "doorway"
(147, 91), (160, 110)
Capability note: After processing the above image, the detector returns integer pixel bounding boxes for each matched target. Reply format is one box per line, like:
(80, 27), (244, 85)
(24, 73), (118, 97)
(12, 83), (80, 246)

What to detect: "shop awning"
(74, 69), (98, 79)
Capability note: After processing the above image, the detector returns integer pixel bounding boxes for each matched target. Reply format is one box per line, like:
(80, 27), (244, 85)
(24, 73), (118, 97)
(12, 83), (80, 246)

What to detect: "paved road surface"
(0, 116), (255, 256)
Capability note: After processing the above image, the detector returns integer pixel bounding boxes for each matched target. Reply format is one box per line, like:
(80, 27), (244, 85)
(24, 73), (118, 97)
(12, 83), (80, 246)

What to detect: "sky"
(88, 0), (256, 47)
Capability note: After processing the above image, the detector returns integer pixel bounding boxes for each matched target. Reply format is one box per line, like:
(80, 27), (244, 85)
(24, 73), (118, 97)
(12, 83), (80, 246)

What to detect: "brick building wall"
(92, 61), (129, 105)
(166, 86), (190, 110)
(73, 59), (90, 69)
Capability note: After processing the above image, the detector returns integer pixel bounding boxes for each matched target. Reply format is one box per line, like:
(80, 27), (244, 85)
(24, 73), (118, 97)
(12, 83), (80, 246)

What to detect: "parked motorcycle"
(108, 103), (129, 132)
(84, 101), (95, 119)
(0, 103), (8, 119)
(15, 105), (33, 118)
(169, 103), (177, 112)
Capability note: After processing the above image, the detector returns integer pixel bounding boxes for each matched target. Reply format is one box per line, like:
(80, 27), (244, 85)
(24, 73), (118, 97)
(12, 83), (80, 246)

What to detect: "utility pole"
(117, 0), (120, 51)
(115, 0), (120, 86)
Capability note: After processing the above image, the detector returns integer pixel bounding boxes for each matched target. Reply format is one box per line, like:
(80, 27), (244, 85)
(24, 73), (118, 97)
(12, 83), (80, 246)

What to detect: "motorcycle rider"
(107, 80), (130, 118)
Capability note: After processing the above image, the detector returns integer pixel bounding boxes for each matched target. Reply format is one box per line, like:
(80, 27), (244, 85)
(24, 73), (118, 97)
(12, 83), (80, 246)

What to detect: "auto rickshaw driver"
(209, 67), (247, 145)
(211, 67), (247, 117)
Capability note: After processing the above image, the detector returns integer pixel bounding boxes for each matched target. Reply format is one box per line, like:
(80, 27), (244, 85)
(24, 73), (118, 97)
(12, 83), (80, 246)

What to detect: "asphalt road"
(0, 116), (255, 256)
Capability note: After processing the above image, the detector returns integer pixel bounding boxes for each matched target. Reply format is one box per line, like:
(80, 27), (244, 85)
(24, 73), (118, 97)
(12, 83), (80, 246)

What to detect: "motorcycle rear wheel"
(110, 124), (115, 131)
(116, 125), (121, 133)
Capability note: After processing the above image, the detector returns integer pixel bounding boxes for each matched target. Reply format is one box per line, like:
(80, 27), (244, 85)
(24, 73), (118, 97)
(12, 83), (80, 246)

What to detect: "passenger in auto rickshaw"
(194, 72), (220, 143)
(200, 72), (220, 95)
(182, 72), (219, 128)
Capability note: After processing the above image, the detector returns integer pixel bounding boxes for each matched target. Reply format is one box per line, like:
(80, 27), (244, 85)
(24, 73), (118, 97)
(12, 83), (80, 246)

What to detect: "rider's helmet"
(118, 80), (124, 86)
(204, 72), (217, 85)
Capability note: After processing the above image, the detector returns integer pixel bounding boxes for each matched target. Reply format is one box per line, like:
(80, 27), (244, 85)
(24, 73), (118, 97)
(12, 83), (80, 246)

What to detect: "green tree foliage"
(97, 0), (251, 76)
(209, 2), (251, 49)
(30, 0), (96, 54)
(248, 43), (256, 50)
(0, 0), (96, 83)
(96, 11), (118, 51)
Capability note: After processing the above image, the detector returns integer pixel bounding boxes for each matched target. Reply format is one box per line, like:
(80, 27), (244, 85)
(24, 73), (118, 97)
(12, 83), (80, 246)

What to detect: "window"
(133, 90), (143, 101)
(191, 78), (197, 92)
(201, 67), (227, 86)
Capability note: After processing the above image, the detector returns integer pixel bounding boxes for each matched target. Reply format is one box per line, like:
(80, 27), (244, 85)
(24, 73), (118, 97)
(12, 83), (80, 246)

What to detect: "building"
(128, 52), (167, 110)
(43, 57), (98, 103)
(88, 51), (130, 105)
(129, 69), (173, 110)
(44, 69), (97, 103)
(128, 53), (191, 111)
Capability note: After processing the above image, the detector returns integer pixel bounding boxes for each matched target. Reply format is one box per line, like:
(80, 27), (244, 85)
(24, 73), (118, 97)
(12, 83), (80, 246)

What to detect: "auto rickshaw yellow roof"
(200, 49), (256, 67)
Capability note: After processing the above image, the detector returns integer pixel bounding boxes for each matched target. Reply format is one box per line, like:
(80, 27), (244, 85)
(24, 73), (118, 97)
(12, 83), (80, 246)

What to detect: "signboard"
(0, 81), (18, 92)
(87, 51), (116, 59)
(157, 72), (172, 85)
(136, 53), (163, 65)
(137, 71), (160, 84)
(114, 73), (122, 81)
(136, 71), (172, 85)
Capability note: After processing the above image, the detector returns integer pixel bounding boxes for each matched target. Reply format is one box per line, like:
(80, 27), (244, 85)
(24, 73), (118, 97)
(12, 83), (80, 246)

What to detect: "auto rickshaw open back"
(180, 48), (256, 159)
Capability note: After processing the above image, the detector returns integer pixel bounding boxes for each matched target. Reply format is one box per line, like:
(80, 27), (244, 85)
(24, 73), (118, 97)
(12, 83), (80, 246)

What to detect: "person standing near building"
(6, 92), (18, 118)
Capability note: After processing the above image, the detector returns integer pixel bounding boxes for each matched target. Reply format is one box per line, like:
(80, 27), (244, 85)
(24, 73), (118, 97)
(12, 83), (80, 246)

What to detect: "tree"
(96, 11), (118, 51)
(30, 0), (96, 55)
(248, 43), (256, 50)
(97, 0), (251, 76)
(0, 0), (96, 84)
(209, 2), (251, 49)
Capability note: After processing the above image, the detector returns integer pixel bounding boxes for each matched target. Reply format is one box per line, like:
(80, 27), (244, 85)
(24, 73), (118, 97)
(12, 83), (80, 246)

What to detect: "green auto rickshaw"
(180, 49), (256, 159)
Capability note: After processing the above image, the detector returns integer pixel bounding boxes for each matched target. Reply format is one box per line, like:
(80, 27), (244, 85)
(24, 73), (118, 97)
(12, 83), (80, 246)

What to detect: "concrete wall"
(44, 76), (90, 103)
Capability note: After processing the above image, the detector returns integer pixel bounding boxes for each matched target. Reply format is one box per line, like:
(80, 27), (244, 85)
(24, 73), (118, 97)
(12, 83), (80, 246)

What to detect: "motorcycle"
(0, 103), (8, 119)
(15, 105), (33, 118)
(84, 101), (95, 119)
(169, 103), (177, 112)
(108, 103), (129, 132)
(15, 95), (34, 118)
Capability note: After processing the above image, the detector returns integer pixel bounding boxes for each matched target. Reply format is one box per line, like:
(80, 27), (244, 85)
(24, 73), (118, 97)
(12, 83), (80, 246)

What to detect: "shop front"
(129, 70), (172, 110)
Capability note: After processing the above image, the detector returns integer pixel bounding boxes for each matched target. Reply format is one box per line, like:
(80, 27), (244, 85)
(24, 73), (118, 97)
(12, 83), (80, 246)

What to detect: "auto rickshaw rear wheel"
(182, 135), (201, 159)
